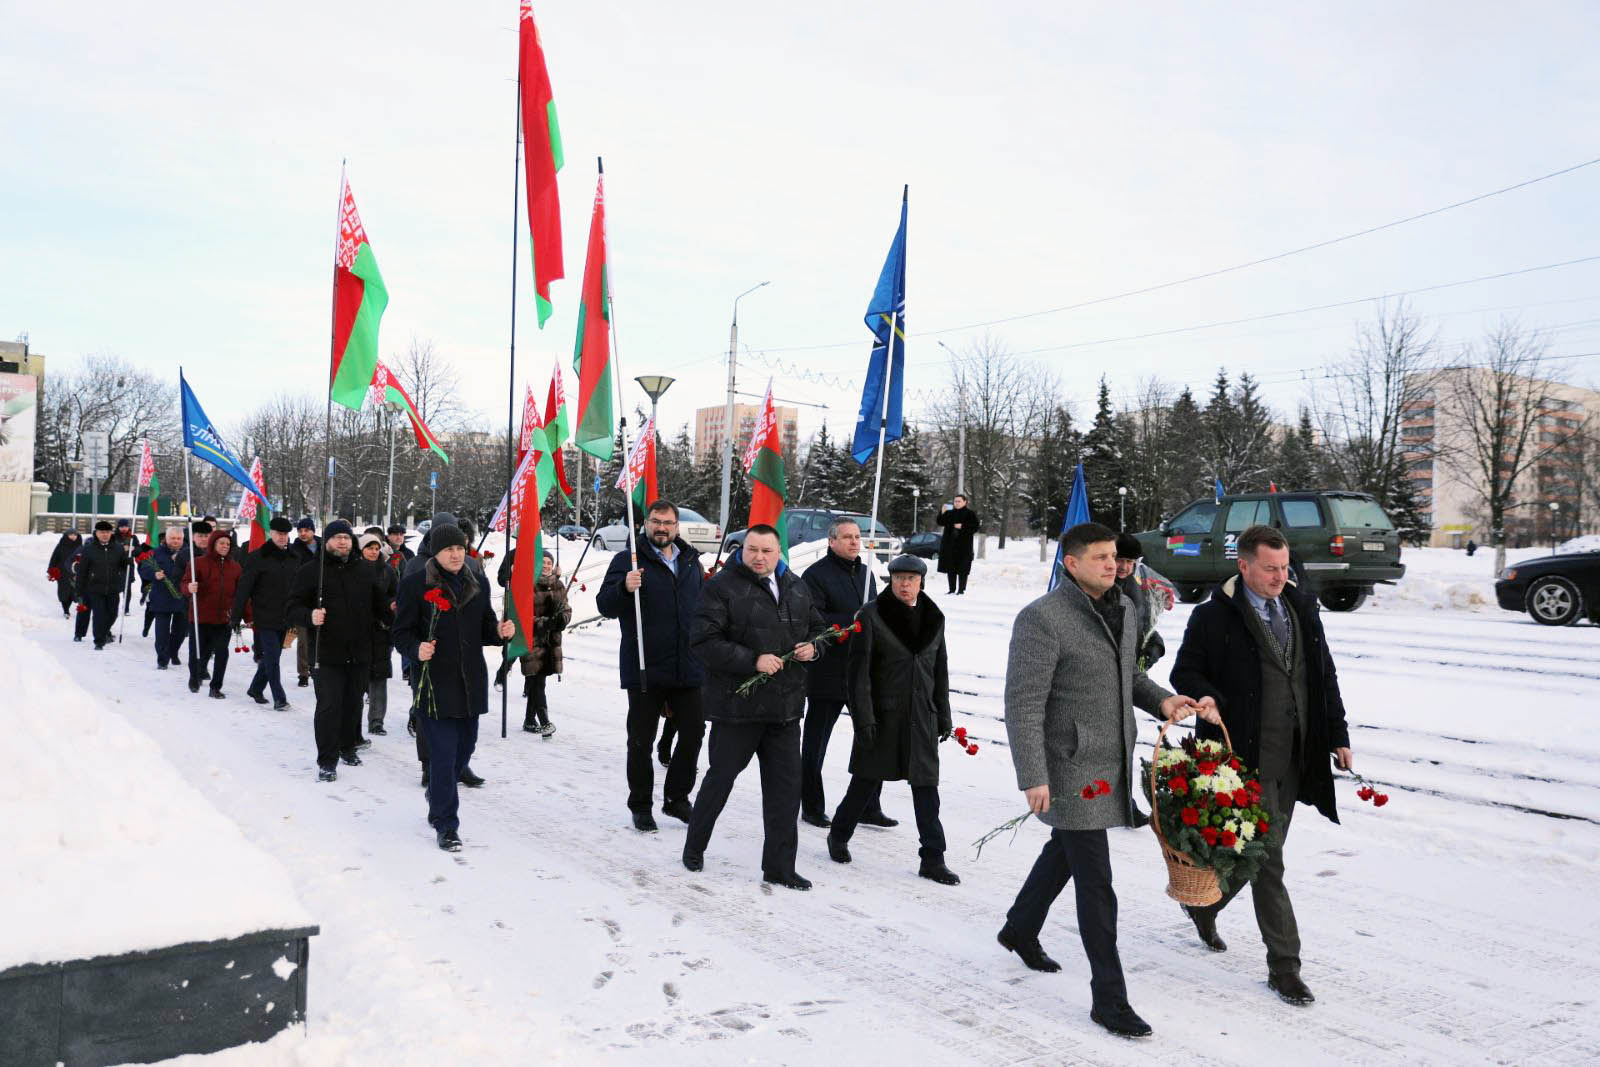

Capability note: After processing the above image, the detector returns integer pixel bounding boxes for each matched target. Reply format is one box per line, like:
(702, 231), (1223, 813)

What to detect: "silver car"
(591, 506), (722, 559)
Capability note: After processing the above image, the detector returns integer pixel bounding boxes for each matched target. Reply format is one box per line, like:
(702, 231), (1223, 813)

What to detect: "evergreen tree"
(879, 422), (935, 533)
(1027, 404), (1080, 534)
(1274, 407), (1320, 491)
(1080, 377), (1127, 528)
(1163, 386), (1208, 516)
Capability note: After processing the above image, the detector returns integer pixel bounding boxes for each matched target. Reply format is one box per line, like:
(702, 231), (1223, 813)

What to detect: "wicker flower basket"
(1149, 718), (1233, 907)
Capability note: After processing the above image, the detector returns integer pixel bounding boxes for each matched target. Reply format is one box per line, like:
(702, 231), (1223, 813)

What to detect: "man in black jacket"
(288, 517), (320, 686)
(683, 525), (825, 890)
(74, 520), (130, 649)
(233, 515), (298, 710)
(387, 523), (414, 564)
(1170, 524), (1353, 1007)
(289, 520), (390, 781)
(596, 500), (708, 832)
(799, 517), (894, 829)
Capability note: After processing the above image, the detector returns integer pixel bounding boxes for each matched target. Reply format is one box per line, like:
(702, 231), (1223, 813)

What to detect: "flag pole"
(596, 157), (648, 690)
(384, 406), (396, 529)
(866, 186), (906, 568)
(181, 446), (201, 662)
(323, 161), (345, 528)
(498, 65), (525, 741)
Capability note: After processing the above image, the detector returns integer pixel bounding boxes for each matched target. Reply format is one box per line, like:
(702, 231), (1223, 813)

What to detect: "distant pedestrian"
(683, 525), (825, 890)
(232, 516), (297, 709)
(1465, 538), (1478, 557)
(825, 554), (958, 885)
(393, 521), (515, 851)
(141, 525), (190, 669)
(387, 523), (415, 566)
(515, 550), (570, 737)
(74, 520), (131, 650)
(288, 517), (320, 687)
(359, 531), (398, 735)
(936, 494), (981, 596)
(47, 528), (82, 617)
(182, 527), (242, 697)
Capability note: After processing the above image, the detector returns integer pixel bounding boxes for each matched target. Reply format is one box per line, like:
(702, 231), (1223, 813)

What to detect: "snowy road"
(5, 537), (1599, 1065)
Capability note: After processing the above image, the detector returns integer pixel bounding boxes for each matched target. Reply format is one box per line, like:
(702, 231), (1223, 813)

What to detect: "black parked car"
(1494, 552), (1600, 626)
(902, 531), (941, 559)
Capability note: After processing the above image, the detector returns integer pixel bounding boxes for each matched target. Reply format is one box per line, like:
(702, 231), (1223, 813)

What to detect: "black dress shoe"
(458, 767), (485, 788)
(157, 662), (169, 670)
(997, 923), (1061, 972)
(858, 811), (898, 828)
(1090, 1002), (1153, 1038)
(801, 810), (832, 829)
(200, 670), (210, 682)
(632, 810), (659, 833)
(656, 743), (672, 767)
(273, 700), (291, 711)
(522, 720), (541, 733)
(247, 689), (268, 705)
(1268, 972), (1315, 1006)
(355, 738), (372, 750)
(763, 871), (813, 891)
(437, 829), (462, 852)
(826, 834), (851, 864)
(340, 751), (363, 767)
(74, 635), (83, 642)
(682, 849), (703, 872)
(298, 676), (309, 687)
(661, 798), (692, 823)
(370, 724), (386, 735)
(1183, 905), (1228, 952)
(188, 680), (201, 693)
(208, 688), (225, 699)
(317, 765), (337, 782)
(918, 859), (961, 885)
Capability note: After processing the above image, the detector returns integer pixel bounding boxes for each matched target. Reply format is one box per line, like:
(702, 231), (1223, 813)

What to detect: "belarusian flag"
(138, 440), (159, 540)
(372, 360), (450, 463)
(330, 176), (389, 412)
(615, 416), (659, 515)
(515, 382), (559, 505)
(239, 456), (271, 552)
(543, 361), (574, 500)
(520, 0), (563, 327)
(504, 449), (544, 661)
(571, 169), (613, 461)
(742, 381), (788, 559)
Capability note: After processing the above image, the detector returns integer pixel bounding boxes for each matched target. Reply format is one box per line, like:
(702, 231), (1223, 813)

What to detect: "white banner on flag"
(616, 416), (655, 493)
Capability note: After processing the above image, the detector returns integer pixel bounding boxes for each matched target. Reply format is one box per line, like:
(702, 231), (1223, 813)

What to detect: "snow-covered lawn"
(3, 534), (1597, 1065)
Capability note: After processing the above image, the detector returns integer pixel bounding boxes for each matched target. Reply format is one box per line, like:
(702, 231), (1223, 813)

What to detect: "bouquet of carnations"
(1141, 726), (1273, 902)
(733, 621), (861, 698)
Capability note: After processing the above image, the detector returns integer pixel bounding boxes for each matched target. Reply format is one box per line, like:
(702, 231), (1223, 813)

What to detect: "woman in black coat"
(47, 529), (82, 616)
(359, 533), (399, 734)
(826, 554), (960, 886)
(935, 495), (981, 595)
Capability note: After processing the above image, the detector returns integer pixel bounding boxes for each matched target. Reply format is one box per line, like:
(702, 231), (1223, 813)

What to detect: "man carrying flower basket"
(1001, 522), (1215, 1039)
(1171, 523), (1353, 1007)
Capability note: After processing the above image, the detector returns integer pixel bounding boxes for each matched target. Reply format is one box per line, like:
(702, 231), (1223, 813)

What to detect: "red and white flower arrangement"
(1142, 736), (1274, 894)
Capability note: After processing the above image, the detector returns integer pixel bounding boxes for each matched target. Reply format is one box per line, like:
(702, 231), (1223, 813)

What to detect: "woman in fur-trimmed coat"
(517, 552), (572, 736)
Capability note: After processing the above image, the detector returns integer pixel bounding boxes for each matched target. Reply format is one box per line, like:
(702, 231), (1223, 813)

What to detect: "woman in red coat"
(183, 527), (243, 698)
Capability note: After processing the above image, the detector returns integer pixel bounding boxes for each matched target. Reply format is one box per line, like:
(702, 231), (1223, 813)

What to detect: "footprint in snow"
(663, 982), (679, 1003)
(593, 970), (613, 989)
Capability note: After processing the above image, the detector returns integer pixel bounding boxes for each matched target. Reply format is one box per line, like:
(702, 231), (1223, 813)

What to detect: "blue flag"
(180, 370), (267, 506)
(1047, 464), (1091, 592)
(1214, 477), (1226, 504)
(851, 186), (907, 465)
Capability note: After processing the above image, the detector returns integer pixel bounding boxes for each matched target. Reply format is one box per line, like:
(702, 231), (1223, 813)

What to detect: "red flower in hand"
(966, 743), (979, 755)
(1093, 779), (1111, 796)
(953, 727), (968, 744)
(1220, 830), (1237, 848)
(1372, 792), (1389, 807)
(1356, 786), (1374, 801)
(1181, 806), (1199, 826)
(423, 588), (452, 613)
(1201, 826), (1219, 846)
(76, 603), (89, 614)
(1168, 776), (1188, 796)
(851, 621), (862, 633)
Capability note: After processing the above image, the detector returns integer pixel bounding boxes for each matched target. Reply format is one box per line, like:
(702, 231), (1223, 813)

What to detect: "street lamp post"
(1118, 485), (1128, 530)
(912, 486), (920, 532)
(718, 282), (770, 536)
(1550, 500), (1561, 551)
(635, 375), (676, 521)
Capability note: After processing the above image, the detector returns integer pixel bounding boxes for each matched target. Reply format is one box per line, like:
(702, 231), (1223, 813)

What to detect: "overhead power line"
(757, 155), (1600, 354)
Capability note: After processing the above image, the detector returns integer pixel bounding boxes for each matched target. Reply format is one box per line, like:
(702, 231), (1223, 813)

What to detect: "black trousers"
(831, 777), (945, 860)
(56, 579), (75, 615)
(313, 662), (367, 768)
(153, 611), (187, 667)
(627, 686), (705, 810)
(800, 698), (883, 819)
(1006, 828), (1127, 1007)
(685, 719), (801, 877)
(74, 601), (92, 640)
(420, 714), (479, 833)
(946, 570), (969, 595)
(189, 623), (231, 690)
(87, 593), (118, 647)
(524, 674), (549, 728)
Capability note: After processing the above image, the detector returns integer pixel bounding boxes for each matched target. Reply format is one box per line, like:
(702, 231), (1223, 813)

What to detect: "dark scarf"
(424, 556), (479, 611)
(876, 588), (939, 653)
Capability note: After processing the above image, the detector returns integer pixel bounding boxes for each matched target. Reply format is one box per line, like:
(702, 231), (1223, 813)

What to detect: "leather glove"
(938, 728), (950, 742)
(857, 725), (877, 749)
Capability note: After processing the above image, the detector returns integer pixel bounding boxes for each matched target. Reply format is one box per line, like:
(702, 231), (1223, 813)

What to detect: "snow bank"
(0, 538), (311, 970)
(1560, 534), (1600, 555)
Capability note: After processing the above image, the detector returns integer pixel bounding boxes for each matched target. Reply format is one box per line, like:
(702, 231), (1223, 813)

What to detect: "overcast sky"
(5, 1), (1600, 451)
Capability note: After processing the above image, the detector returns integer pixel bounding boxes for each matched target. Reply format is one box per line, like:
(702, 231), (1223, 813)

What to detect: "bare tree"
(1435, 322), (1588, 573)
(34, 353), (178, 495)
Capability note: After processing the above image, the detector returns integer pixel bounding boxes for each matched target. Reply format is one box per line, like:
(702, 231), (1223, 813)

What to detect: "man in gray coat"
(999, 522), (1217, 1039)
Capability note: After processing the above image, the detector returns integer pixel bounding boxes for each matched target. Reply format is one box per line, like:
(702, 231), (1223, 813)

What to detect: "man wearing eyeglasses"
(597, 500), (708, 833)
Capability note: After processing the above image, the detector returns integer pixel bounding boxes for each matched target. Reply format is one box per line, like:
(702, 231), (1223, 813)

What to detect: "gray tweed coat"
(1004, 579), (1173, 831)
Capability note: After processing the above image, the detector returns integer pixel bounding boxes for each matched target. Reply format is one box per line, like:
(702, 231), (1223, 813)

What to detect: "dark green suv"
(1134, 491), (1406, 612)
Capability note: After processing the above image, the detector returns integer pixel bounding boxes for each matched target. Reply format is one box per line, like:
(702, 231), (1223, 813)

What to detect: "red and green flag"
(504, 447), (544, 660)
(331, 176), (389, 411)
(238, 457), (271, 552)
(543, 360), (574, 500)
(138, 440), (159, 541)
(515, 382), (559, 505)
(742, 381), (788, 559)
(372, 360), (450, 463)
(572, 170), (613, 461)
(519, 0), (563, 327)
(616, 416), (659, 516)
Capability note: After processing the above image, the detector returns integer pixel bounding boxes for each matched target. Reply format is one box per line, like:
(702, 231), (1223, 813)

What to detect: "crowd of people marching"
(42, 498), (1354, 1039)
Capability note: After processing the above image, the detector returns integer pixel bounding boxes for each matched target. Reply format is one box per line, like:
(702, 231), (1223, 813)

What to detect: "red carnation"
(1181, 807), (1199, 826)
(954, 727), (968, 743)
(423, 588), (452, 613)
(1197, 760), (1218, 776)
(1357, 786), (1374, 801)
(76, 603), (89, 614)
(966, 743), (979, 755)
(1214, 792), (1231, 808)
(851, 621), (862, 633)
(1220, 829), (1237, 848)
(1232, 788), (1249, 807)
(1093, 779), (1111, 796)
(1372, 793), (1389, 807)
(1168, 776), (1188, 795)
(1081, 785), (1096, 799)
(1257, 819), (1269, 834)
(1201, 826), (1219, 846)
(1229, 757), (1241, 770)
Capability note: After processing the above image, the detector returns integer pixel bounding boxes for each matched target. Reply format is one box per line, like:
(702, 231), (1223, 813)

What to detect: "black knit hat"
(323, 519), (355, 542)
(296, 516), (315, 531)
(191, 521), (214, 536)
(94, 520), (114, 532)
(430, 522), (467, 552)
(269, 515), (294, 533)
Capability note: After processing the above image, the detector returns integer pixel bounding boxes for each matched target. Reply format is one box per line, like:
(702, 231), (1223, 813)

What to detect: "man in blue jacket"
(141, 525), (191, 669)
(597, 500), (708, 833)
